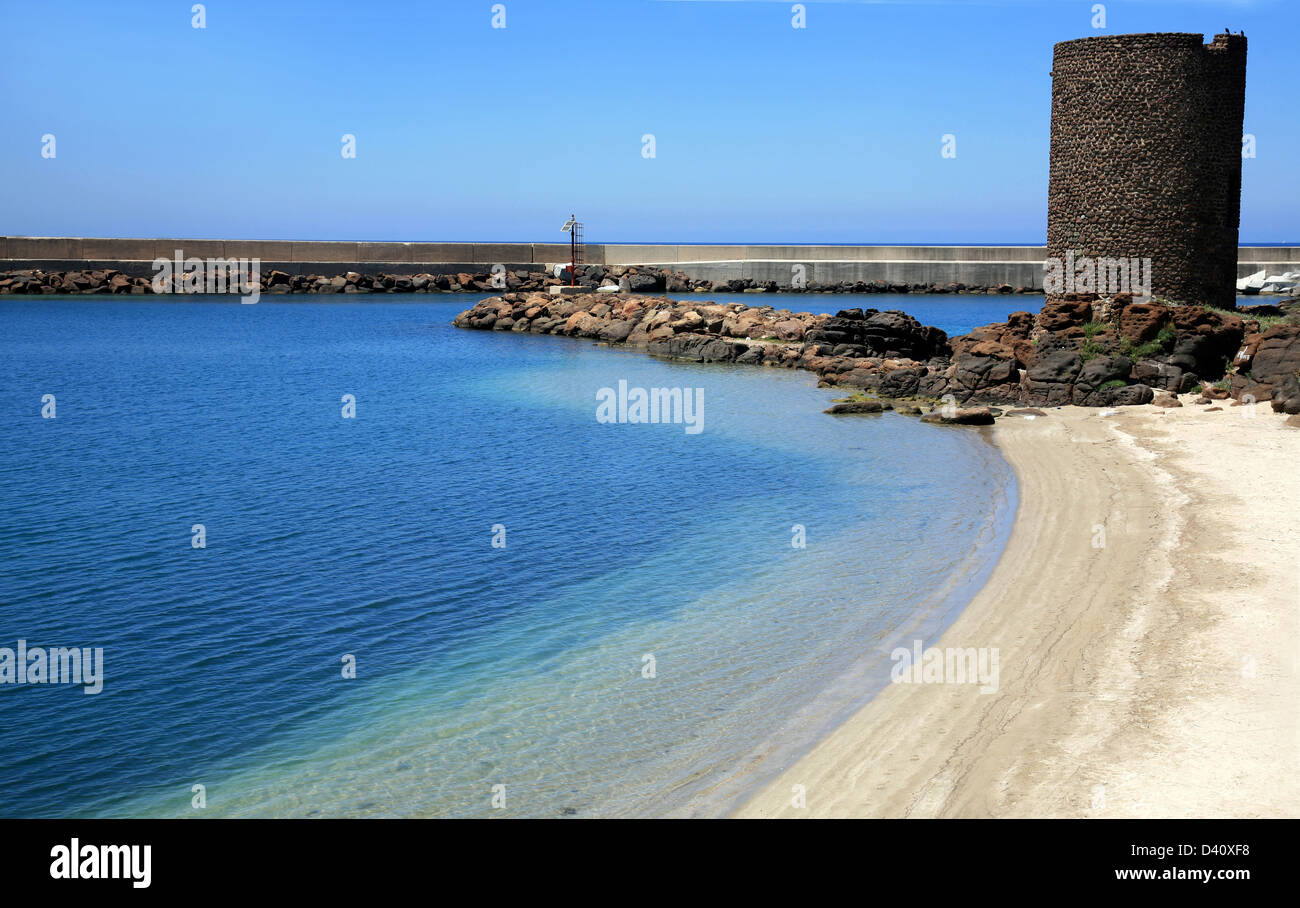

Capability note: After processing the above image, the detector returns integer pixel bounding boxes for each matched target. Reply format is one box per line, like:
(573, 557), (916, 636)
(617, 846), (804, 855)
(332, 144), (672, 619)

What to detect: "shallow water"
(0, 295), (1015, 817)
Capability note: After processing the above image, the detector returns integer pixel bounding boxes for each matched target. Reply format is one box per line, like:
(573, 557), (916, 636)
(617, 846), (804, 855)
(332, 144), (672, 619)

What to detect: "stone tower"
(1047, 32), (1247, 308)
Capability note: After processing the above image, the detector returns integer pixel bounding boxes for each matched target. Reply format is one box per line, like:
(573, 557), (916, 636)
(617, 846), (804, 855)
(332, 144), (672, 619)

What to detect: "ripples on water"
(0, 294), (1017, 817)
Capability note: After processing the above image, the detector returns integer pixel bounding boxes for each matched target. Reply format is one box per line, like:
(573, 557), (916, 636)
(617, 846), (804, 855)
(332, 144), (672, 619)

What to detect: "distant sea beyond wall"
(2, 238), (1297, 291)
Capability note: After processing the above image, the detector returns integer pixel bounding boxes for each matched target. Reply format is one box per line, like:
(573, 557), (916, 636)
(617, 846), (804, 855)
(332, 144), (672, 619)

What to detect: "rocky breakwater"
(0, 267), (559, 295)
(452, 291), (949, 383)
(0, 263), (1041, 297)
(453, 292), (1300, 421)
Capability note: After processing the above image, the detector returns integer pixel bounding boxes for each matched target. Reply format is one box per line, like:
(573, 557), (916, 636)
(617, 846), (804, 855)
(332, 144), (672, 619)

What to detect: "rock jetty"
(0, 264), (1039, 297)
(453, 291), (1300, 417)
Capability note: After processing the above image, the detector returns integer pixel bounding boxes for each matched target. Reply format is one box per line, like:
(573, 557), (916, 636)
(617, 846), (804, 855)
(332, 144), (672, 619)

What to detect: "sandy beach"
(736, 400), (1300, 818)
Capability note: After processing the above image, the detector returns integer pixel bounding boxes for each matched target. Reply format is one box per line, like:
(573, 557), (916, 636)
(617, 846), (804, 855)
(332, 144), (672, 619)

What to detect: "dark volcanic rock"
(1246, 324), (1300, 414)
(647, 334), (745, 363)
(920, 406), (995, 426)
(1072, 355), (1134, 406)
(860, 311), (950, 359)
(626, 272), (665, 293)
(947, 352), (1020, 403)
(1131, 359), (1186, 392)
(1024, 350), (1083, 405)
(824, 400), (888, 415)
(808, 310), (948, 361)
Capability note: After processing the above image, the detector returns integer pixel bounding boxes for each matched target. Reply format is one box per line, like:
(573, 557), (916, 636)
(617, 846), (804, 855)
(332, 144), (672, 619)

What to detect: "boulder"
(627, 272), (665, 293)
(1023, 350), (1083, 406)
(597, 319), (638, 343)
(1117, 303), (1169, 345)
(874, 365), (926, 398)
(861, 311), (950, 359)
(824, 400), (887, 415)
(1131, 359), (1184, 392)
(1036, 296), (1094, 332)
(646, 334), (746, 363)
(946, 352), (1019, 403)
(920, 406), (995, 426)
(1248, 324), (1300, 413)
(772, 318), (805, 342)
(1072, 355), (1134, 406)
(1270, 373), (1300, 415)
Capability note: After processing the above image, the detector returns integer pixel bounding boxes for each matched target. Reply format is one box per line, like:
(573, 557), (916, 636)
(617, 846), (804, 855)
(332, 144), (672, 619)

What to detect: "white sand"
(735, 400), (1300, 818)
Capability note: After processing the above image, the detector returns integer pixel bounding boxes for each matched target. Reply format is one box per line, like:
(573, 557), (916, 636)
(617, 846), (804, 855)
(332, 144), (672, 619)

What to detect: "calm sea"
(0, 293), (1019, 817)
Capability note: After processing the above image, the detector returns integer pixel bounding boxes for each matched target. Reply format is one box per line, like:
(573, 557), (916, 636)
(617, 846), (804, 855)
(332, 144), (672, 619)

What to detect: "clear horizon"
(2, 0), (1296, 244)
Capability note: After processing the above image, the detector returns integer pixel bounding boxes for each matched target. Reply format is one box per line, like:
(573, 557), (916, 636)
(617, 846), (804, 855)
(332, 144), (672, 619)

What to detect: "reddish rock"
(1234, 331), (1264, 370)
(1117, 303), (1170, 344)
(1036, 297), (1094, 332)
(772, 318), (805, 342)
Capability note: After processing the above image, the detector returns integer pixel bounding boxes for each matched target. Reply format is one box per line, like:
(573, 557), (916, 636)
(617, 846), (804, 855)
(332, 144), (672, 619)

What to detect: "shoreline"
(683, 420), (1020, 818)
(734, 401), (1300, 817)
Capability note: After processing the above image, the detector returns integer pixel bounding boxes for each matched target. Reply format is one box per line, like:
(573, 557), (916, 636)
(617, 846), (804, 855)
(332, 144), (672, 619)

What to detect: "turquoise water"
(0, 295), (1016, 818)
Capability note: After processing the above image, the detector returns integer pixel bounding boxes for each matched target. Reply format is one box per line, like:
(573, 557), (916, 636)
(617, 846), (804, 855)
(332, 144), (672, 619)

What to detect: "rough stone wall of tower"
(1047, 32), (1247, 308)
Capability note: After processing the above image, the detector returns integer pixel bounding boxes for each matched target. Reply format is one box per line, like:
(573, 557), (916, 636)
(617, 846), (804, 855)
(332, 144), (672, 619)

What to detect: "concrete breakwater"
(2, 238), (1296, 291)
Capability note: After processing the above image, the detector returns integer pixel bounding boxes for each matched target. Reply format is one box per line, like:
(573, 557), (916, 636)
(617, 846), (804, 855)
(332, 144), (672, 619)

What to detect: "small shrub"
(1120, 325), (1176, 361)
(1099, 379), (1127, 390)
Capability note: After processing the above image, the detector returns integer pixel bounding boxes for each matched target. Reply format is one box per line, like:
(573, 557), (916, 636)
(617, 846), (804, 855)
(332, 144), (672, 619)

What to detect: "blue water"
(0, 294), (1016, 818)
(667, 291), (1040, 338)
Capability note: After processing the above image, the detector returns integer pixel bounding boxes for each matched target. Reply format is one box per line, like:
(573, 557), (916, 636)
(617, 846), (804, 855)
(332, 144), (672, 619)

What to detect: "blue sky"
(1, 0), (1295, 243)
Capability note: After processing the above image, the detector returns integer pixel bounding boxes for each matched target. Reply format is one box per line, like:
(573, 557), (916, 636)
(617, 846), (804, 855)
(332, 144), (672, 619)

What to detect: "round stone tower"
(1047, 32), (1247, 308)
